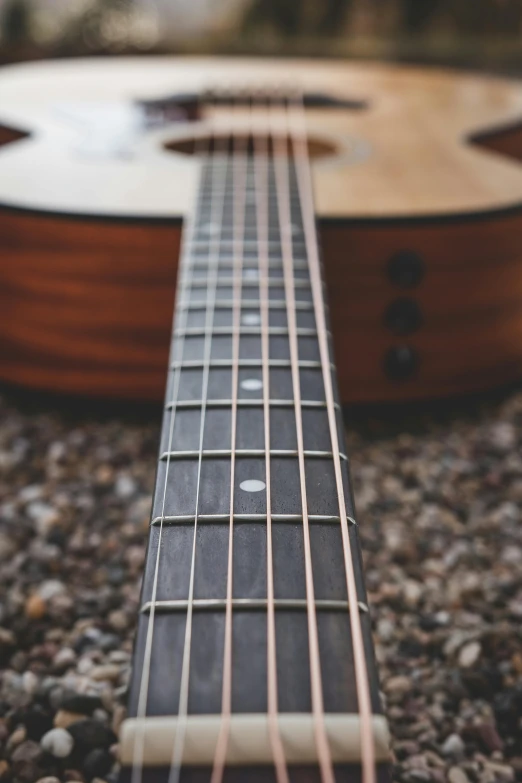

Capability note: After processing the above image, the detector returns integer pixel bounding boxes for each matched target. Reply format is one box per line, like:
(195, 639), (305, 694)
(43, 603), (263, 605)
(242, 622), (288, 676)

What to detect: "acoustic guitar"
(0, 57), (521, 783)
(2, 58), (522, 403)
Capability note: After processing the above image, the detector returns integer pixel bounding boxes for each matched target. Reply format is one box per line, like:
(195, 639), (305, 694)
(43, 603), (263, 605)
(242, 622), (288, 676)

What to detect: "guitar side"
(3, 199), (522, 403)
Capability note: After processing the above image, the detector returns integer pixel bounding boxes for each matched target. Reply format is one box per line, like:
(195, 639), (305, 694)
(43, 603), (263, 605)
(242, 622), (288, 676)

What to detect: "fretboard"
(123, 108), (388, 783)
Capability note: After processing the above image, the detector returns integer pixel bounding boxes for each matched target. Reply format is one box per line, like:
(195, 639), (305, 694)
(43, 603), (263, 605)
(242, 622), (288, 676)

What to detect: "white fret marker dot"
(241, 378), (263, 392)
(240, 479), (266, 493)
(242, 313), (260, 326)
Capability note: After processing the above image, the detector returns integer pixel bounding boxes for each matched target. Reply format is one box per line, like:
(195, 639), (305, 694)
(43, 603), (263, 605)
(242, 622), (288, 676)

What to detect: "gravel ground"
(0, 388), (521, 783)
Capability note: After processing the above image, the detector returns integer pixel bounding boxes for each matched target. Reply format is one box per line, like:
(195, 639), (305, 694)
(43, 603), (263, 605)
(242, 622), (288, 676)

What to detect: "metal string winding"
(130, 94), (209, 783)
(253, 95), (291, 783)
(271, 94), (335, 783)
(167, 105), (232, 783)
(289, 90), (377, 783)
(210, 95), (248, 783)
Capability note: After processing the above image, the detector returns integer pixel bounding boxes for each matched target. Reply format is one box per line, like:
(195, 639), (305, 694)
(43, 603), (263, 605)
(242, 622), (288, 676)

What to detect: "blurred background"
(1, 0), (522, 72)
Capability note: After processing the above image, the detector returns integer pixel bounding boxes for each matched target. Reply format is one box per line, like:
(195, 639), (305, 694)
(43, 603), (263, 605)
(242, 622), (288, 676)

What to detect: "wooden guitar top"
(1, 56), (522, 219)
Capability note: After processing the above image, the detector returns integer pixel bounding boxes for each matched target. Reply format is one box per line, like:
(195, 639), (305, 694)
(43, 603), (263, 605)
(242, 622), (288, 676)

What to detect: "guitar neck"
(122, 103), (389, 783)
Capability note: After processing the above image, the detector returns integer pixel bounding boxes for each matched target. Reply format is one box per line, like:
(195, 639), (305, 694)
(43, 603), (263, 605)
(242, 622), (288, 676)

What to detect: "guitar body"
(1, 57), (522, 403)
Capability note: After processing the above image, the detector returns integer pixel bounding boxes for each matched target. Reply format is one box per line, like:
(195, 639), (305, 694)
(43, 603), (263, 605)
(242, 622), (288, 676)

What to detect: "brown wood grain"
(2, 205), (522, 403)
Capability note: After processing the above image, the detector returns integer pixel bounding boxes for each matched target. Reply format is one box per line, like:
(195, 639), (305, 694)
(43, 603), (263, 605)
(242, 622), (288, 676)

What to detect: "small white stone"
(38, 580), (66, 601)
(19, 485), (43, 503)
(490, 422), (516, 451)
(41, 727), (74, 758)
(240, 378), (263, 392)
(458, 640), (481, 668)
(53, 647), (76, 668)
(376, 618), (395, 642)
(22, 671), (38, 695)
(242, 313), (260, 326)
(240, 479), (265, 493)
(48, 441), (66, 462)
(115, 475), (136, 499)
(441, 733), (465, 758)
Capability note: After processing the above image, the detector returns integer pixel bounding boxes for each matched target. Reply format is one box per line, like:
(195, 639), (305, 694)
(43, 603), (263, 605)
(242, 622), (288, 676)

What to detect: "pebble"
(442, 733), (465, 758)
(25, 594), (47, 620)
(448, 768), (470, 783)
(66, 720), (117, 752)
(384, 675), (411, 694)
(53, 648), (77, 670)
(1, 386), (522, 783)
(40, 727), (74, 758)
(89, 665), (120, 683)
(459, 641), (482, 668)
(82, 748), (112, 781)
(115, 475), (136, 499)
(54, 710), (87, 729)
(484, 762), (515, 782)
(37, 580), (66, 602)
(22, 671), (39, 695)
(59, 693), (103, 716)
(7, 725), (27, 752)
(63, 771), (84, 783)
(11, 740), (44, 782)
(107, 611), (128, 632)
(473, 723), (504, 753)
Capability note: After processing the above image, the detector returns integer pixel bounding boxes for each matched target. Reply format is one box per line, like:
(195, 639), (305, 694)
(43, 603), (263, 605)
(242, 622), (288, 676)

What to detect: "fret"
(150, 513), (355, 526)
(166, 399), (340, 410)
(174, 326), (319, 338)
(186, 251), (307, 264)
(141, 598), (369, 614)
(159, 448), (348, 460)
(180, 275), (311, 287)
(177, 298), (314, 310)
(184, 239), (306, 252)
(171, 358), (329, 369)
(181, 258), (309, 271)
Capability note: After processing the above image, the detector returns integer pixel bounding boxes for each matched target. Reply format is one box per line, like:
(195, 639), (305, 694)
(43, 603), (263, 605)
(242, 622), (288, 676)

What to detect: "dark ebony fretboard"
(124, 127), (387, 783)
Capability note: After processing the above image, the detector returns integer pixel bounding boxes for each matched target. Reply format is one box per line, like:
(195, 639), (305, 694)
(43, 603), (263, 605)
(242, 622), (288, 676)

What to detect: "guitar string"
(210, 96), (248, 783)
(168, 109), (232, 783)
(289, 91), (377, 783)
(130, 96), (209, 783)
(271, 94), (335, 783)
(131, 90), (375, 783)
(253, 95), (290, 783)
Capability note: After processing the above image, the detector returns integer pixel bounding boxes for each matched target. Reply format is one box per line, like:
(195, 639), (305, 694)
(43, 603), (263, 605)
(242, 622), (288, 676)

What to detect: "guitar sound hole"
(0, 124), (29, 148)
(470, 119), (522, 164)
(164, 133), (338, 161)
